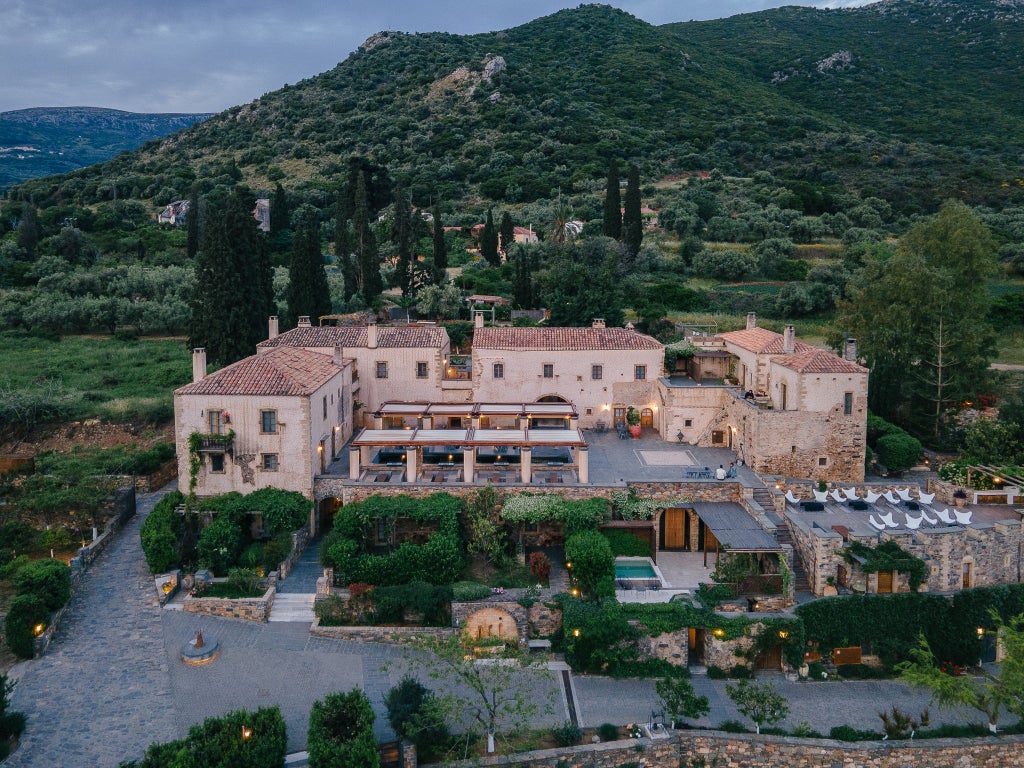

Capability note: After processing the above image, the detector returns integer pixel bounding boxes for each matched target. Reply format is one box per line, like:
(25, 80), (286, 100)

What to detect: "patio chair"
(864, 490), (882, 504)
(868, 515), (886, 532)
(877, 511), (899, 528)
(829, 490), (846, 503)
(842, 488), (860, 501)
(920, 509), (938, 525)
(954, 509), (974, 525)
(934, 508), (956, 525)
(917, 491), (936, 505)
(882, 490), (900, 505)
(897, 488), (914, 502)
(813, 489), (829, 502)
(784, 490), (800, 505)
(904, 513), (923, 530)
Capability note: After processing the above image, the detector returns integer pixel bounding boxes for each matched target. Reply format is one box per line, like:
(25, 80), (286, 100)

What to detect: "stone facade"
(309, 619), (451, 644)
(458, 605), (523, 644)
(637, 629), (689, 666)
(182, 585), (275, 622)
(428, 730), (1024, 768)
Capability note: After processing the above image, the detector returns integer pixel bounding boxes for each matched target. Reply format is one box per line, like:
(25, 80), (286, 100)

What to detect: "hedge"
(307, 689), (379, 768)
(12, 559), (71, 612)
(565, 530), (614, 597)
(141, 491), (185, 573)
(4, 594), (49, 659)
(500, 494), (608, 536)
(196, 515), (244, 576)
(121, 706), (287, 768)
(600, 529), (652, 557)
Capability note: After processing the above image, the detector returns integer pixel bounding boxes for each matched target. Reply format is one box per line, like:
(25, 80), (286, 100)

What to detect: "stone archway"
(463, 607), (519, 643)
(536, 395), (569, 403)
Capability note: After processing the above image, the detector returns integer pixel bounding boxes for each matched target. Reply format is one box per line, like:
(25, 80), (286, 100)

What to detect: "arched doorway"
(537, 395), (569, 403)
(640, 408), (654, 429)
(463, 608), (519, 642)
(535, 395), (571, 428)
(317, 497), (340, 536)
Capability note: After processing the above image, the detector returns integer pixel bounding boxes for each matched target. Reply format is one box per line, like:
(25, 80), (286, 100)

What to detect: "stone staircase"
(268, 592), (316, 623)
(772, 523), (811, 594)
(751, 486), (775, 512)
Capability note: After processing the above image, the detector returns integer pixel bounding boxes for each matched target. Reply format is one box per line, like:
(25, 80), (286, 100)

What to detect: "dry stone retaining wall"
(182, 585), (275, 622)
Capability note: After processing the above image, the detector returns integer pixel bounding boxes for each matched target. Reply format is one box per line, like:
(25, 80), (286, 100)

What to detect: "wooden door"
(962, 562), (972, 589)
(613, 406), (626, 428)
(664, 509), (686, 549)
(876, 570), (894, 593)
(756, 644), (783, 670)
(640, 408), (654, 428)
(688, 627), (705, 665)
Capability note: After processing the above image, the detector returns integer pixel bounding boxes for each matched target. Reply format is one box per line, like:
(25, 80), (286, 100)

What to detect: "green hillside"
(10, 1), (1024, 213)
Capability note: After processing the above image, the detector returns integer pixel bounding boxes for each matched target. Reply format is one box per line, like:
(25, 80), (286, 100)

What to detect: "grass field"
(0, 332), (192, 425)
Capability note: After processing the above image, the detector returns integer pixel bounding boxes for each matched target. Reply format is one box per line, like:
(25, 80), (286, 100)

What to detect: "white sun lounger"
(896, 488), (914, 502)
(904, 514), (923, 530)
(785, 490), (800, 504)
(868, 515), (886, 532)
(882, 491), (900, 505)
(954, 509), (973, 525)
(830, 490), (846, 503)
(920, 509), (938, 525)
(842, 488), (860, 501)
(813, 490), (829, 502)
(878, 511), (899, 528)
(864, 490), (882, 504)
(917, 491), (935, 505)
(935, 508), (956, 525)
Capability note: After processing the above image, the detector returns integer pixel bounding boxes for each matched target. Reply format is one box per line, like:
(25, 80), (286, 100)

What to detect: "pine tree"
(602, 158), (622, 240)
(481, 208), (499, 267)
(431, 203), (447, 285)
(287, 207), (332, 327)
(353, 174), (382, 303)
(270, 182), (290, 233)
(186, 186), (200, 260)
(499, 211), (515, 260)
(189, 189), (263, 366)
(392, 183), (414, 298)
(622, 164), (643, 257)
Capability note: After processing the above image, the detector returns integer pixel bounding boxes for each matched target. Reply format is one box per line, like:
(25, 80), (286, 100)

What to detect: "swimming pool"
(615, 562), (657, 579)
(614, 556), (666, 589)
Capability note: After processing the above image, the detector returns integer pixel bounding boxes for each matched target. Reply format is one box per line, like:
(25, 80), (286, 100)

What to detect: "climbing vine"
(186, 430), (235, 502)
(844, 540), (928, 591)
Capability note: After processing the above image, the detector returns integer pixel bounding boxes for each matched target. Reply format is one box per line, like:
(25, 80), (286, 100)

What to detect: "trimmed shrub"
(385, 676), (449, 763)
(244, 488), (309, 537)
(370, 581), (451, 626)
(876, 432), (922, 472)
(307, 689), (379, 768)
(565, 530), (614, 597)
(226, 568), (262, 597)
(551, 720), (583, 747)
(196, 516), (244, 576)
(140, 491), (184, 573)
(0, 521), (37, 553)
(829, 724), (879, 741)
(600, 529), (651, 558)
(4, 594), (49, 658)
(451, 581), (491, 602)
(597, 723), (620, 742)
(12, 559), (71, 611)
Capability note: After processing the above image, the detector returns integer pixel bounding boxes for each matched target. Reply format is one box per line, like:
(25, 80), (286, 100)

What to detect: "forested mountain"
(0, 107), (211, 188)
(8, 1), (1024, 214)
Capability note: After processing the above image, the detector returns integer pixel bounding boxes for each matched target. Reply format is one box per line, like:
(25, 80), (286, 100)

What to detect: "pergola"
(348, 421), (589, 484)
(372, 401), (579, 430)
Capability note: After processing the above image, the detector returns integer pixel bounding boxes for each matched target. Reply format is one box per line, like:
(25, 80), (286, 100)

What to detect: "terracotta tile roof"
(473, 327), (662, 351)
(720, 327), (816, 355)
(257, 325), (447, 350)
(175, 347), (344, 397)
(774, 348), (868, 374)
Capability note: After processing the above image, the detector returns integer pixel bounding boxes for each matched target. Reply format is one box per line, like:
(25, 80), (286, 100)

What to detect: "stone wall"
(427, 730), (1024, 768)
(528, 600), (562, 638)
(784, 511), (844, 596)
(277, 526), (310, 581)
(309, 619), (452, 644)
(183, 585), (275, 622)
(637, 629), (688, 666)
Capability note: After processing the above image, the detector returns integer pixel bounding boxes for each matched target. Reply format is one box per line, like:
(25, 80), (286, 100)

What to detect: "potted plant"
(953, 488), (968, 508)
(822, 575), (838, 597)
(626, 407), (642, 438)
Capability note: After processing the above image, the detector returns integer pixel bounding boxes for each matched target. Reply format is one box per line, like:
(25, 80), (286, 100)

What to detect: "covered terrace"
(371, 401), (579, 431)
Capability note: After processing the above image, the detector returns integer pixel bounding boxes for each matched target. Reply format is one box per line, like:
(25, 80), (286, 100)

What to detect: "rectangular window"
(262, 453), (279, 471)
(260, 410), (277, 434)
(416, 361), (429, 378)
(493, 363), (504, 379)
(684, 419), (693, 428)
(207, 410), (224, 435)
(323, 396), (327, 420)
(591, 365), (603, 380)
(375, 361), (388, 379)
(210, 453), (225, 473)
(818, 457), (828, 467)
(844, 392), (853, 415)
(542, 363), (554, 378)
(635, 365), (647, 381)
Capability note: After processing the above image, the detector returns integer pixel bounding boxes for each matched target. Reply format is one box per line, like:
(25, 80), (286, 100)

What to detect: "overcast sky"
(1, 0), (873, 115)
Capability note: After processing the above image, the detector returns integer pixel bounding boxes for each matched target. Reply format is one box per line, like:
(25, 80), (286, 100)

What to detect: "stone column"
(373, 411), (383, 429)
(405, 447), (418, 483)
(348, 446), (361, 480)
(520, 447), (532, 484)
(463, 447), (475, 484)
(577, 446), (589, 484)
(518, 412), (529, 430)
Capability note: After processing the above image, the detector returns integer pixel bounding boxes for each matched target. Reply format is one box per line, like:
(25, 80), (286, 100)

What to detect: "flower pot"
(822, 585), (838, 597)
(954, 496), (967, 508)
(628, 424), (641, 439)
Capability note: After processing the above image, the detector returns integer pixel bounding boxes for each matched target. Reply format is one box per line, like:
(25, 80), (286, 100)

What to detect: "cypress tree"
(392, 183), (414, 298)
(287, 207), (331, 327)
(334, 198), (357, 301)
(270, 182), (290, 233)
(16, 203), (39, 258)
(480, 208), (499, 267)
(186, 186), (200, 260)
(602, 158), (622, 240)
(353, 174), (382, 303)
(512, 247), (533, 309)
(622, 164), (643, 257)
(431, 203), (447, 285)
(499, 211), (515, 260)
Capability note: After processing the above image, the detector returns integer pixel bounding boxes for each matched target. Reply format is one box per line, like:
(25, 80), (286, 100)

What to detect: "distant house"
(466, 294), (511, 307)
(253, 198), (270, 232)
(157, 200), (189, 226)
(512, 226), (538, 244)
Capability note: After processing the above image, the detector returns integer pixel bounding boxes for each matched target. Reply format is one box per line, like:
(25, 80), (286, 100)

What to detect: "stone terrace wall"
(785, 511), (844, 596)
(310, 619), (451, 643)
(431, 731), (1024, 768)
(183, 585), (275, 622)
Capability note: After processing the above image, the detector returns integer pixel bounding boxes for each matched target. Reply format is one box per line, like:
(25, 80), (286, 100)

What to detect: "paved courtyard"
(4, 484), (982, 765)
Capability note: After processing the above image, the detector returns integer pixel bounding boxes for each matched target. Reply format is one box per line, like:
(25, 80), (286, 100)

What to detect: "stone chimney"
(333, 345), (345, 367)
(474, 311), (485, 329)
(592, 318), (606, 329)
(192, 348), (206, 383)
(783, 325), (796, 354)
(268, 315), (279, 340)
(367, 319), (378, 349)
(297, 316), (311, 328)
(845, 337), (858, 363)
(746, 312), (757, 330)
